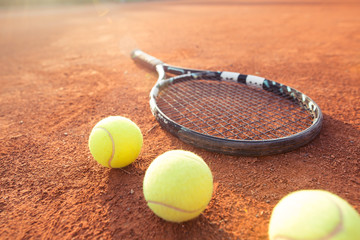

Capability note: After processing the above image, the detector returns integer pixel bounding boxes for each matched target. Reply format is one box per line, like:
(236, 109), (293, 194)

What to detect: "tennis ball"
(143, 150), (213, 223)
(88, 116), (143, 168)
(269, 190), (360, 240)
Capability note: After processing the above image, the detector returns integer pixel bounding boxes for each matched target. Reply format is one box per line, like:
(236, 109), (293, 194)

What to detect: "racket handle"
(131, 49), (163, 69)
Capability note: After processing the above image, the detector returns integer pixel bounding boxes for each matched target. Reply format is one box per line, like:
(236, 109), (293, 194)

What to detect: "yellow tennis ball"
(143, 150), (213, 223)
(88, 116), (143, 168)
(269, 190), (360, 240)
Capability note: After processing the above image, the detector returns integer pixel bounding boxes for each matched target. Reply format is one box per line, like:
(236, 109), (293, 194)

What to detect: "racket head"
(149, 71), (323, 156)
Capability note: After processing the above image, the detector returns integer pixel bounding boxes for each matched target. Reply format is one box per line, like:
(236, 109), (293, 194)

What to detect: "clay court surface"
(0, 0), (359, 239)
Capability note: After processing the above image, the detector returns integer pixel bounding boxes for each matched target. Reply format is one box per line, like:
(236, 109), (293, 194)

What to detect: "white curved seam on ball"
(97, 127), (115, 168)
(321, 199), (344, 240)
(147, 200), (208, 214)
(273, 198), (344, 240)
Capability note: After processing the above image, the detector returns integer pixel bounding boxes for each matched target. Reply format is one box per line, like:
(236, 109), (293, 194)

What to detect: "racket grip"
(131, 49), (163, 69)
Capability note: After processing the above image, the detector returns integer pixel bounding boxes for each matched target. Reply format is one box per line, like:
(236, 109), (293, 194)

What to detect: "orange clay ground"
(0, 0), (359, 239)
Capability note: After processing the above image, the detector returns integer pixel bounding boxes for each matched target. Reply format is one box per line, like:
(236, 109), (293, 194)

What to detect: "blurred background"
(0, 0), (145, 7)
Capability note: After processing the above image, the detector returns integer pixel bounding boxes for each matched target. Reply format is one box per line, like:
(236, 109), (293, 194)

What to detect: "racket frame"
(132, 49), (323, 156)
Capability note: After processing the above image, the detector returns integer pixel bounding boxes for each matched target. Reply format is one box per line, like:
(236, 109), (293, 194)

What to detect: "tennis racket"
(131, 49), (323, 156)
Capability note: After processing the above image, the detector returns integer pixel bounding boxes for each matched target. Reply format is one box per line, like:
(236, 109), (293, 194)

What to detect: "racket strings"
(160, 83), (229, 137)
(161, 90), (226, 137)
(156, 79), (314, 140)
(212, 83), (286, 139)
(243, 91), (312, 136)
(209, 84), (308, 139)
